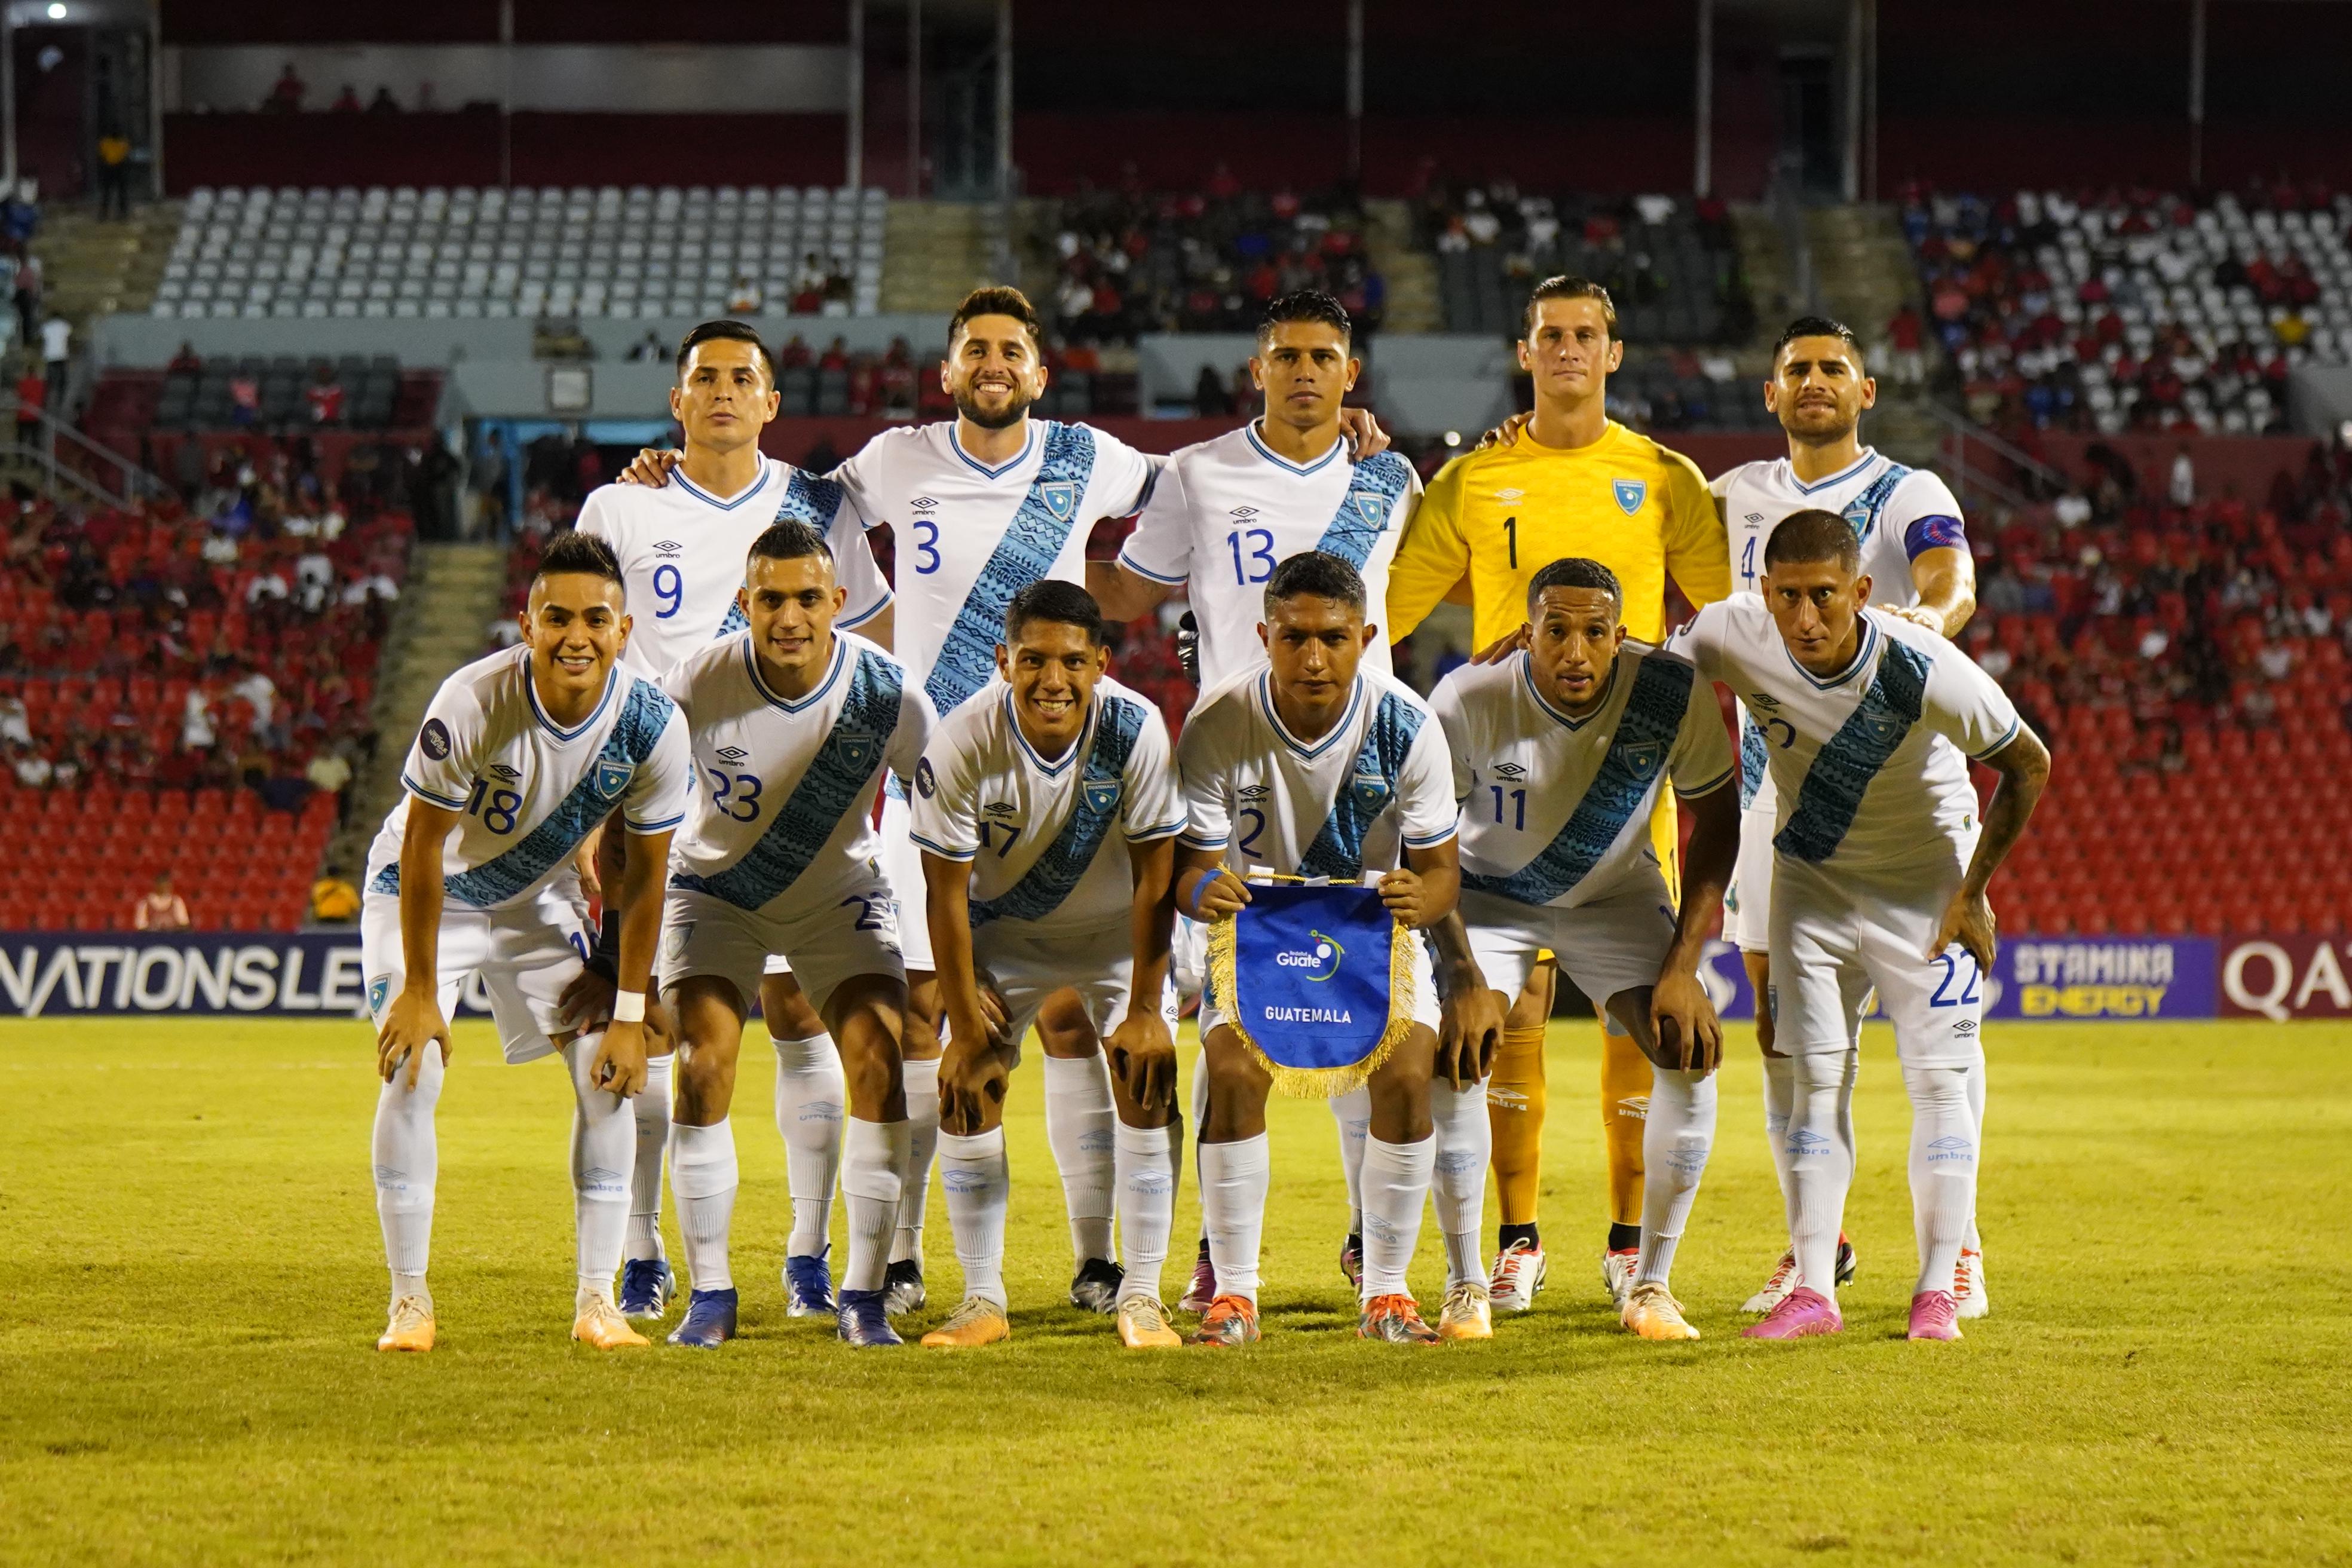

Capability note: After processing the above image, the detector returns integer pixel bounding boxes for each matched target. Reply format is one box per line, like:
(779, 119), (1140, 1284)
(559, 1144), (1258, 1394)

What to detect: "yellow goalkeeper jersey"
(1386, 419), (1730, 648)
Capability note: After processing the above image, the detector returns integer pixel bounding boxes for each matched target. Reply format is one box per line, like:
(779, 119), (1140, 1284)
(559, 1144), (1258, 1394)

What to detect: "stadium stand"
(0, 480), (414, 933)
(149, 184), (889, 321)
(1903, 185), (2352, 436)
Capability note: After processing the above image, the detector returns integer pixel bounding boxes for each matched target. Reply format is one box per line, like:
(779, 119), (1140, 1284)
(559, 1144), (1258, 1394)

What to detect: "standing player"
(1387, 275), (1730, 1312)
(1668, 512), (2047, 1342)
(575, 319), (889, 1323)
(654, 520), (933, 1348)
(911, 581), (1189, 1349)
(1431, 558), (1740, 1340)
(1086, 289), (1428, 1303)
(366, 531), (693, 1352)
(1710, 317), (1983, 1318)
(1176, 552), (1462, 1346)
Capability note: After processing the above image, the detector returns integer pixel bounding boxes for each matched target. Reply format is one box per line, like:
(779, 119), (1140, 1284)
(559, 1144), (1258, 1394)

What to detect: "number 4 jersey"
(366, 644), (694, 908)
(659, 629), (935, 922)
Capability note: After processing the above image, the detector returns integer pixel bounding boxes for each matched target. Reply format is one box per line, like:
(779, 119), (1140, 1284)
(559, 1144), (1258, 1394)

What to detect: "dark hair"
(1527, 556), (1623, 610)
(1523, 275), (1618, 341)
(1763, 509), (1863, 574)
(1773, 315), (1864, 366)
(1264, 550), (1366, 616)
(675, 318), (777, 384)
(950, 285), (1044, 351)
(537, 528), (624, 589)
(1003, 578), (1105, 647)
(748, 518), (834, 568)
(1258, 289), (1352, 348)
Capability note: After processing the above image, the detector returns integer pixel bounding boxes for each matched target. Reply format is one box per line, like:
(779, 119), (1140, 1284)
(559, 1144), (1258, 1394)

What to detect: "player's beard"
(953, 380), (1033, 430)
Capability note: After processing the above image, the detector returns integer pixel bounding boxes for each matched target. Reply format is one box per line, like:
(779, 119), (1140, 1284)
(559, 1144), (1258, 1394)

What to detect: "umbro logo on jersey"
(715, 746), (748, 763)
(1491, 762), (1527, 779)
(1746, 512), (1765, 525)
(1748, 691), (1783, 710)
(1494, 489), (1525, 501)
(1230, 506), (1260, 518)
(984, 800), (1018, 817)
(1955, 1018), (1979, 1034)
(911, 496), (939, 511)
(1236, 783), (1270, 800)
(653, 540), (684, 556)
(488, 764), (520, 782)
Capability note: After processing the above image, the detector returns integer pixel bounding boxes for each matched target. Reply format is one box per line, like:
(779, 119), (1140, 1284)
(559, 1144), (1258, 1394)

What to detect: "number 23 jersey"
(659, 630), (935, 921)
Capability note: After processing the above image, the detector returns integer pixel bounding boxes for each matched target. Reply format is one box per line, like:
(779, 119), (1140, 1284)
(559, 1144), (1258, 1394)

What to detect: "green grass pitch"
(4, 1017), (2350, 1566)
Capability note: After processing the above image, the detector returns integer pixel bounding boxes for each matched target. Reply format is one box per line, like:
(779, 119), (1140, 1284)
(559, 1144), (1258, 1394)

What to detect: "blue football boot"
(617, 1257), (675, 1320)
(784, 1250), (836, 1317)
(666, 1288), (738, 1348)
(837, 1288), (904, 1348)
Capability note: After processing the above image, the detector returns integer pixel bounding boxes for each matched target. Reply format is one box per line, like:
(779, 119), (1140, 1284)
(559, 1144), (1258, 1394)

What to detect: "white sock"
(1359, 1133), (1435, 1301)
(1198, 1134), (1269, 1304)
(841, 1117), (911, 1295)
(935, 1127), (1009, 1307)
(565, 1033), (638, 1304)
(773, 1033), (845, 1260)
(1428, 1077), (1490, 1289)
(1113, 1119), (1180, 1303)
(1190, 1045), (1212, 1245)
(1330, 1085), (1371, 1234)
(1904, 1059), (1982, 1297)
(372, 1043), (443, 1306)
(625, 1053), (670, 1264)
(1041, 1053), (1117, 1267)
(1786, 1048), (1858, 1303)
(1760, 1051), (1796, 1208)
(892, 1057), (940, 1267)
(1637, 1068), (1717, 1288)
(667, 1118), (738, 1294)
(1965, 1054), (1986, 1252)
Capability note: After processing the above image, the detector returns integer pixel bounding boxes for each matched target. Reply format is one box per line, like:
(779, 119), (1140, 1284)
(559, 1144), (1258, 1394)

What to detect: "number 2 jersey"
(1177, 666), (1457, 880)
(1116, 422), (1422, 693)
(575, 455), (892, 679)
(906, 673), (1186, 936)
(657, 629), (934, 921)
(1431, 642), (1734, 910)
(366, 644), (694, 908)
(1668, 599), (2021, 883)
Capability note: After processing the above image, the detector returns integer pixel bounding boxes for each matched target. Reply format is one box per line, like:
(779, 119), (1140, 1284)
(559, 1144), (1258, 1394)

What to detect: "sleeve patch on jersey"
(1904, 514), (1967, 559)
(914, 755), (937, 799)
(419, 718), (451, 760)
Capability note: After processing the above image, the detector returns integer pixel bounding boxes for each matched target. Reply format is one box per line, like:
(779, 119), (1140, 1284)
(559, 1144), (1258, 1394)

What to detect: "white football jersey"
(832, 420), (1157, 719)
(575, 455), (890, 679)
(1432, 642), (1735, 910)
(1177, 666), (1456, 880)
(1118, 423), (1421, 693)
(1668, 599), (2021, 879)
(366, 645), (694, 910)
(908, 673), (1186, 934)
(659, 629), (933, 921)
(1710, 448), (1964, 810)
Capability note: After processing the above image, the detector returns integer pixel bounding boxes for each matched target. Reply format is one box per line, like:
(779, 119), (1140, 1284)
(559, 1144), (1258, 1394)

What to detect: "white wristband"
(612, 990), (646, 1024)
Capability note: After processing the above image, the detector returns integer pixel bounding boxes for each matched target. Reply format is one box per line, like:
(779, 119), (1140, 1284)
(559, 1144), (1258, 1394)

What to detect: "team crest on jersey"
(592, 759), (634, 800)
(1039, 480), (1078, 523)
(1350, 774), (1391, 813)
(833, 730), (879, 773)
(1083, 777), (1122, 815)
(367, 974), (391, 1019)
(1346, 491), (1389, 528)
(1621, 739), (1666, 779)
(1859, 710), (1904, 747)
(1839, 501), (1873, 538)
(1612, 479), (1647, 515)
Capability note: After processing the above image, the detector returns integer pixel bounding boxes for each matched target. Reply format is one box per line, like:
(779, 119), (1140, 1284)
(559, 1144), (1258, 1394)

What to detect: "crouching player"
(367, 531), (693, 1352)
(912, 581), (1189, 1349)
(1431, 558), (1740, 1339)
(1670, 510), (2048, 1342)
(1177, 551), (1462, 1346)
(655, 520), (935, 1349)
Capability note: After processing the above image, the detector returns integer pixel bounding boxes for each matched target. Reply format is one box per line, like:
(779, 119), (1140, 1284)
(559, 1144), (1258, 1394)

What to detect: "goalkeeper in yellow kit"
(1387, 275), (1729, 1312)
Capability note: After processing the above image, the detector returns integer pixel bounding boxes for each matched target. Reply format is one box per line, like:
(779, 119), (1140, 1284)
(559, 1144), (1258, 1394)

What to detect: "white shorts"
(973, 920), (1175, 1066)
(360, 886), (590, 1065)
(1726, 800), (1776, 955)
(1461, 881), (1677, 1031)
(1171, 913), (1207, 1002)
(879, 787), (934, 972)
(1767, 850), (1986, 1067)
(661, 878), (904, 1019)
(1198, 923), (1440, 1045)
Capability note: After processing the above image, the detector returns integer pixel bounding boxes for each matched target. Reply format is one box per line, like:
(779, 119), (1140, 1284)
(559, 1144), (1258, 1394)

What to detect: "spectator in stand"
(471, 427), (508, 536)
(330, 84), (362, 113)
(727, 274), (762, 313)
(14, 360), (42, 447)
(311, 865), (360, 924)
(1193, 363), (1233, 418)
(305, 743), (354, 822)
(265, 62), (306, 114)
(2170, 444), (2197, 507)
(95, 129), (132, 220)
(624, 330), (666, 362)
(367, 86), (400, 114)
(228, 371), (258, 428)
(1886, 302), (1927, 389)
(305, 366), (344, 426)
(167, 341), (201, 376)
(133, 873), (191, 932)
(14, 252), (40, 346)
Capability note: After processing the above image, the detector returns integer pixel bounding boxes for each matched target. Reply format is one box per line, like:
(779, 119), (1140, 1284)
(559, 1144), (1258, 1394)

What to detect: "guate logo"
(1273, 931), (1345, 982)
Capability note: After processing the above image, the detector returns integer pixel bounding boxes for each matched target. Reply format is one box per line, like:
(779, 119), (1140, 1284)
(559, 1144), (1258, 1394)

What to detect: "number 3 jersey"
(1177, 666), (1457, 880)
(366, 644), (694, 908)
(907, 674), (1186, 935)
(1116, 424), (1422, 693)
(1431, 642), (1734, 911)
(1668, 599), (2022, 881)
(575, 456), (892, 679)
(658, 629), (935, 921)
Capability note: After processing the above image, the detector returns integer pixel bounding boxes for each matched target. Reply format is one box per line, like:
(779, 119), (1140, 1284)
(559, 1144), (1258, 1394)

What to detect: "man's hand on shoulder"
(1339, 406), (1392, 460)
(618, 448), (683, 488)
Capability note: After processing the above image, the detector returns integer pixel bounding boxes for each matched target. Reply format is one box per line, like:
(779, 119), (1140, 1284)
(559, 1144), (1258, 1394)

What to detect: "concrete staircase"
(878, 200), (1003, 314)
(1363, 200), (1440, 335)
(34, 200), (180, 327)
(328, 541), (509, 875)
(1804, 203), (1943, 460)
